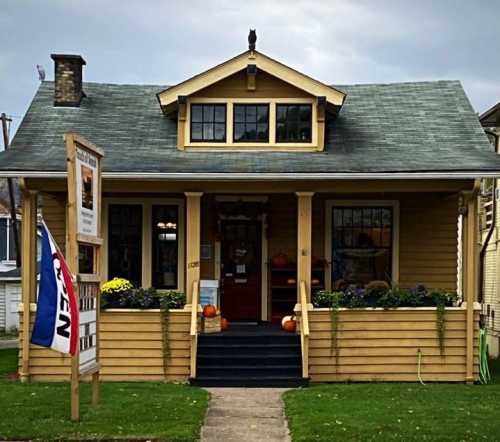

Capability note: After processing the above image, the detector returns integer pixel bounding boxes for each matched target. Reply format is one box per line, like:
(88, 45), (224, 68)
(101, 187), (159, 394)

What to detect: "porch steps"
(191, 326), (308, 387)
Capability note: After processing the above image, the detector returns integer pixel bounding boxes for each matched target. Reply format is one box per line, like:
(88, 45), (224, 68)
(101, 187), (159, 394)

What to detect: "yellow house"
(0, 34), (498, 385)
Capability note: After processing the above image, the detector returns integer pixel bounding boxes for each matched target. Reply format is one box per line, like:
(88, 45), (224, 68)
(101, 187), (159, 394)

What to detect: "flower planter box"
(19, 308), (192, 382)
(300, 306), (480, 383)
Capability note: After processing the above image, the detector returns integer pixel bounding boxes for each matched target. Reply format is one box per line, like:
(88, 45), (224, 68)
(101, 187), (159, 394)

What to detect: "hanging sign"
(75, 147), (99, 237)
(65, 132), (104, 422)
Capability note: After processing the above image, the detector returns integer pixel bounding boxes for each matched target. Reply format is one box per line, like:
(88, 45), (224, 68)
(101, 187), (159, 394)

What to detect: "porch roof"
(1, 80), (499, 177)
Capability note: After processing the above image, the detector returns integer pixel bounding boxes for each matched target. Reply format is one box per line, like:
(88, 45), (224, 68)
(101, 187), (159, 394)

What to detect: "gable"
(157, 50), (346, 113)
(191, 69), (313, 99)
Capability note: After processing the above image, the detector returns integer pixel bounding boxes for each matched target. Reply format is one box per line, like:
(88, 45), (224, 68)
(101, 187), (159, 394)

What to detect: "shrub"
(100, 279), (186, 310)
(158, 291), (186, 310)
(312, 284), (458, 310)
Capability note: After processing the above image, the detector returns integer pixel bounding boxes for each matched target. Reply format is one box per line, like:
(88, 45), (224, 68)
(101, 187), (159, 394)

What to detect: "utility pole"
(1, 113), (21, 267)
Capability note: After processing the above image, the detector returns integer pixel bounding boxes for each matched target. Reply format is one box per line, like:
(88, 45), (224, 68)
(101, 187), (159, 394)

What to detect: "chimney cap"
(50, 54), (86, 65)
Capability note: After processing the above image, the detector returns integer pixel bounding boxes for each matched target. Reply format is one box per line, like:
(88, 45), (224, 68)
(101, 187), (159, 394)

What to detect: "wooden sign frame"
(65, 133), (104, 422)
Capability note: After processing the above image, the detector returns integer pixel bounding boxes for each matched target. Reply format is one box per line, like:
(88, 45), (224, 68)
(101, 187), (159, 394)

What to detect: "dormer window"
(190, 104), (226, 142)
(276, 104), (312, 143)
(234, 104), (269, 142)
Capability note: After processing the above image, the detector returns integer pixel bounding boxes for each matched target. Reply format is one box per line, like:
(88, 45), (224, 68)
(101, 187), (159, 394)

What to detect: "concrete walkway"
(0, 339), (18, 349)
(201, 388), (291, 442)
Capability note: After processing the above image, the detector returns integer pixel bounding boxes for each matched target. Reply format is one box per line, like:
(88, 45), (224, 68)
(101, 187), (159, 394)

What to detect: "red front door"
(220, 220), (261, 321)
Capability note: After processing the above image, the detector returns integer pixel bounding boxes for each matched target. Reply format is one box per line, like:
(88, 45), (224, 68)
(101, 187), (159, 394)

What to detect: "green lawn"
(0, 349), (209, 441)
(285, 358), (500, 442)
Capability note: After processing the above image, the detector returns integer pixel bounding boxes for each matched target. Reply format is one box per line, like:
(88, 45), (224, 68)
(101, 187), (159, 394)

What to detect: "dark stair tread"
(198, 364), (300, 369)
(191, 376), (309, 387)
(198, 343), (300, 348)
(197, 354), (299, 359)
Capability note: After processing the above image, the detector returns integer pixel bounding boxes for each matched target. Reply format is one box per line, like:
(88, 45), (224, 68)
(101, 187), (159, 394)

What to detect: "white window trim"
(0, 215), (20, 265)
(184, 97), (318, 151)
(103, 197), (185, 292)
(324, 200), (400, 291)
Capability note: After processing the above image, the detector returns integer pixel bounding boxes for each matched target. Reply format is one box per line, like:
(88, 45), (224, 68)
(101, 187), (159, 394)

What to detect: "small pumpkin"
(271, 253), (289, 268)
(281, 315), (294, 328)
(203, 304), (217, 318)
(221, 317), (229, 330)
(283, 316), (297, 333)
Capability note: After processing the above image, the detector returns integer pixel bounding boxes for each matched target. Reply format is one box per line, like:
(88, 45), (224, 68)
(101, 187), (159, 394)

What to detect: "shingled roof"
(0, 80), (498, 177)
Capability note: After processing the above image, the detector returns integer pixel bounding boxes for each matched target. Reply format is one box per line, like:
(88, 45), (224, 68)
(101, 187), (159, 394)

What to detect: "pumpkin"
(271, 253), (289, 268)
(281, 315), (294, 327)
(221, 317), (229, 330)
(283, 317), (297, 333)
(203, 304), (217, 318)
(286, 278), (296, 285)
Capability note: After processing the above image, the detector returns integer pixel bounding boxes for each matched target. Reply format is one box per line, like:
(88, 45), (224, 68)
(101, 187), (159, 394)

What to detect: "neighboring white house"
(479, 102), (500, 357)
(0, 202), (21, 332)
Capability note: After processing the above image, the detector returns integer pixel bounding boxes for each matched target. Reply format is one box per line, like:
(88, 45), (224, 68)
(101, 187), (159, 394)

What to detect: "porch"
(18, 178), (481, 383)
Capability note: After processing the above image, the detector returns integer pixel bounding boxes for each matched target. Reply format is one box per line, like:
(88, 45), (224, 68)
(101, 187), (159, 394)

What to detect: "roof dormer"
(157, 31), (346, 152)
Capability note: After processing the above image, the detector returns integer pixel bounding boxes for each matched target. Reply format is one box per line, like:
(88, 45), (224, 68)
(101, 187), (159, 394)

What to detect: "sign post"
(65, 133), (104, 421)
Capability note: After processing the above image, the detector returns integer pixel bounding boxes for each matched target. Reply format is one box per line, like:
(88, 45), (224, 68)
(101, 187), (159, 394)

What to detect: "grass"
(284, 358), (500, 442)
(0, 349), (209, 441)
(0, 330), (18, 340)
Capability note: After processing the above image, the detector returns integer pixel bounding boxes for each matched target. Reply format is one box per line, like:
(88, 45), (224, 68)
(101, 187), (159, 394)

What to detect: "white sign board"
(200, 279), (219, 307)
(78, 281), (99, 375)
(75, 147), (98, 237)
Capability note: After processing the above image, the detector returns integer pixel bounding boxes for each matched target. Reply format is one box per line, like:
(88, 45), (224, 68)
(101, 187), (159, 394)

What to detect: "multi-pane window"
(152, 205), (179, 289)
(276, 104), (312, 142)
(191, 104), (226, 142)
(0, 218), (17, 262)
(332, 207), (393, 286)
(233, 104), (269, 142)
(108, 205), (142, 287)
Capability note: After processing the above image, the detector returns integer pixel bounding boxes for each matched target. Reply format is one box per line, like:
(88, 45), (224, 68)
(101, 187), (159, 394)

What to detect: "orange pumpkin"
(271, 253), (289, 269)
(283, 318), (297, 333)
(203, 304), (217, 318)
(221, 317), (229, 330)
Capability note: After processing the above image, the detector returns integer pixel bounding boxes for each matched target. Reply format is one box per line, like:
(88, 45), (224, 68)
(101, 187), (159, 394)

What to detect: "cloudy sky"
(1, 0), (500, 137)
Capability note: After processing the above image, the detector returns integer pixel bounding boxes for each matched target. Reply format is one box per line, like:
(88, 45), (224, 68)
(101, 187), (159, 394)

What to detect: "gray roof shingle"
(0, 80), (498, 175)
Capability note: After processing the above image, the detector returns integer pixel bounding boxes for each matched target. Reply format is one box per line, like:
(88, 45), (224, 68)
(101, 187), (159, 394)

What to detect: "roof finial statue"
(248, 29), (257, 51)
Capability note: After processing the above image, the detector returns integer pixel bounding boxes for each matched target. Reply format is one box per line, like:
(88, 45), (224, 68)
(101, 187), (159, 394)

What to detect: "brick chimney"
(50, 54), (86, 107)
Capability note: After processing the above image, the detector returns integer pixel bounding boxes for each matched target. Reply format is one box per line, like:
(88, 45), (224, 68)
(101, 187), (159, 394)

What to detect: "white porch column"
(465, 191), (479, 384)
(20, 188), (37, 383)
(185, 192), (203, 304)
(296, 192), (314, 302)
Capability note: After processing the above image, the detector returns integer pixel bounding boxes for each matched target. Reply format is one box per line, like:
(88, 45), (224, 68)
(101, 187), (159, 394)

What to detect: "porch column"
(20, 188), (37, 383)
(185, 192), (203, 304)
(464, 191), (479, 384)
(296, 192), (314, 302)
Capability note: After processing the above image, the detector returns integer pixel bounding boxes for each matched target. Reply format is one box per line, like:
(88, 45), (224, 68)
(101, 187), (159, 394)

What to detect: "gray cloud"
(2, 0), (500, 136)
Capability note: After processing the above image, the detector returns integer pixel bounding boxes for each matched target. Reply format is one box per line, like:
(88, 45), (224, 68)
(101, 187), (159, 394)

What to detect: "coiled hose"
(479, 328), (491, 385)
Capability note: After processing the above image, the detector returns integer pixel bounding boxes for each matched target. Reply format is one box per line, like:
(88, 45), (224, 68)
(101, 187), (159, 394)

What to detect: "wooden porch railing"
(299, 281), (310, 379)
(189, 280), (200, 379)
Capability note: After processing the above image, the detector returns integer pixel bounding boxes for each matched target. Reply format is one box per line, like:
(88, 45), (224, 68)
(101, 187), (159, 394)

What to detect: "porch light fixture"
(157, 221), (177, 230)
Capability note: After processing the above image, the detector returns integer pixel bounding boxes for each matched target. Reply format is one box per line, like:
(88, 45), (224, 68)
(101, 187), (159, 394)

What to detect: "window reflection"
(152, 206), (178, 289)
(332, 207), (393, 287)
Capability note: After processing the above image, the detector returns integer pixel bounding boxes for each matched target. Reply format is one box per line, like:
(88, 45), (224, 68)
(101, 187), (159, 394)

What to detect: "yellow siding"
(19, 310), (191, 382)
(305, 308), (480, 382)
(192, 69), (312, 99)
(41, 192), (67, 255)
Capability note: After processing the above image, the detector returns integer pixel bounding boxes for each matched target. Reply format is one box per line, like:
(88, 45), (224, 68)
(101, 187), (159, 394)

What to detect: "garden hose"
(479, 328), (491, 385)
(417, 349), (425, 385)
